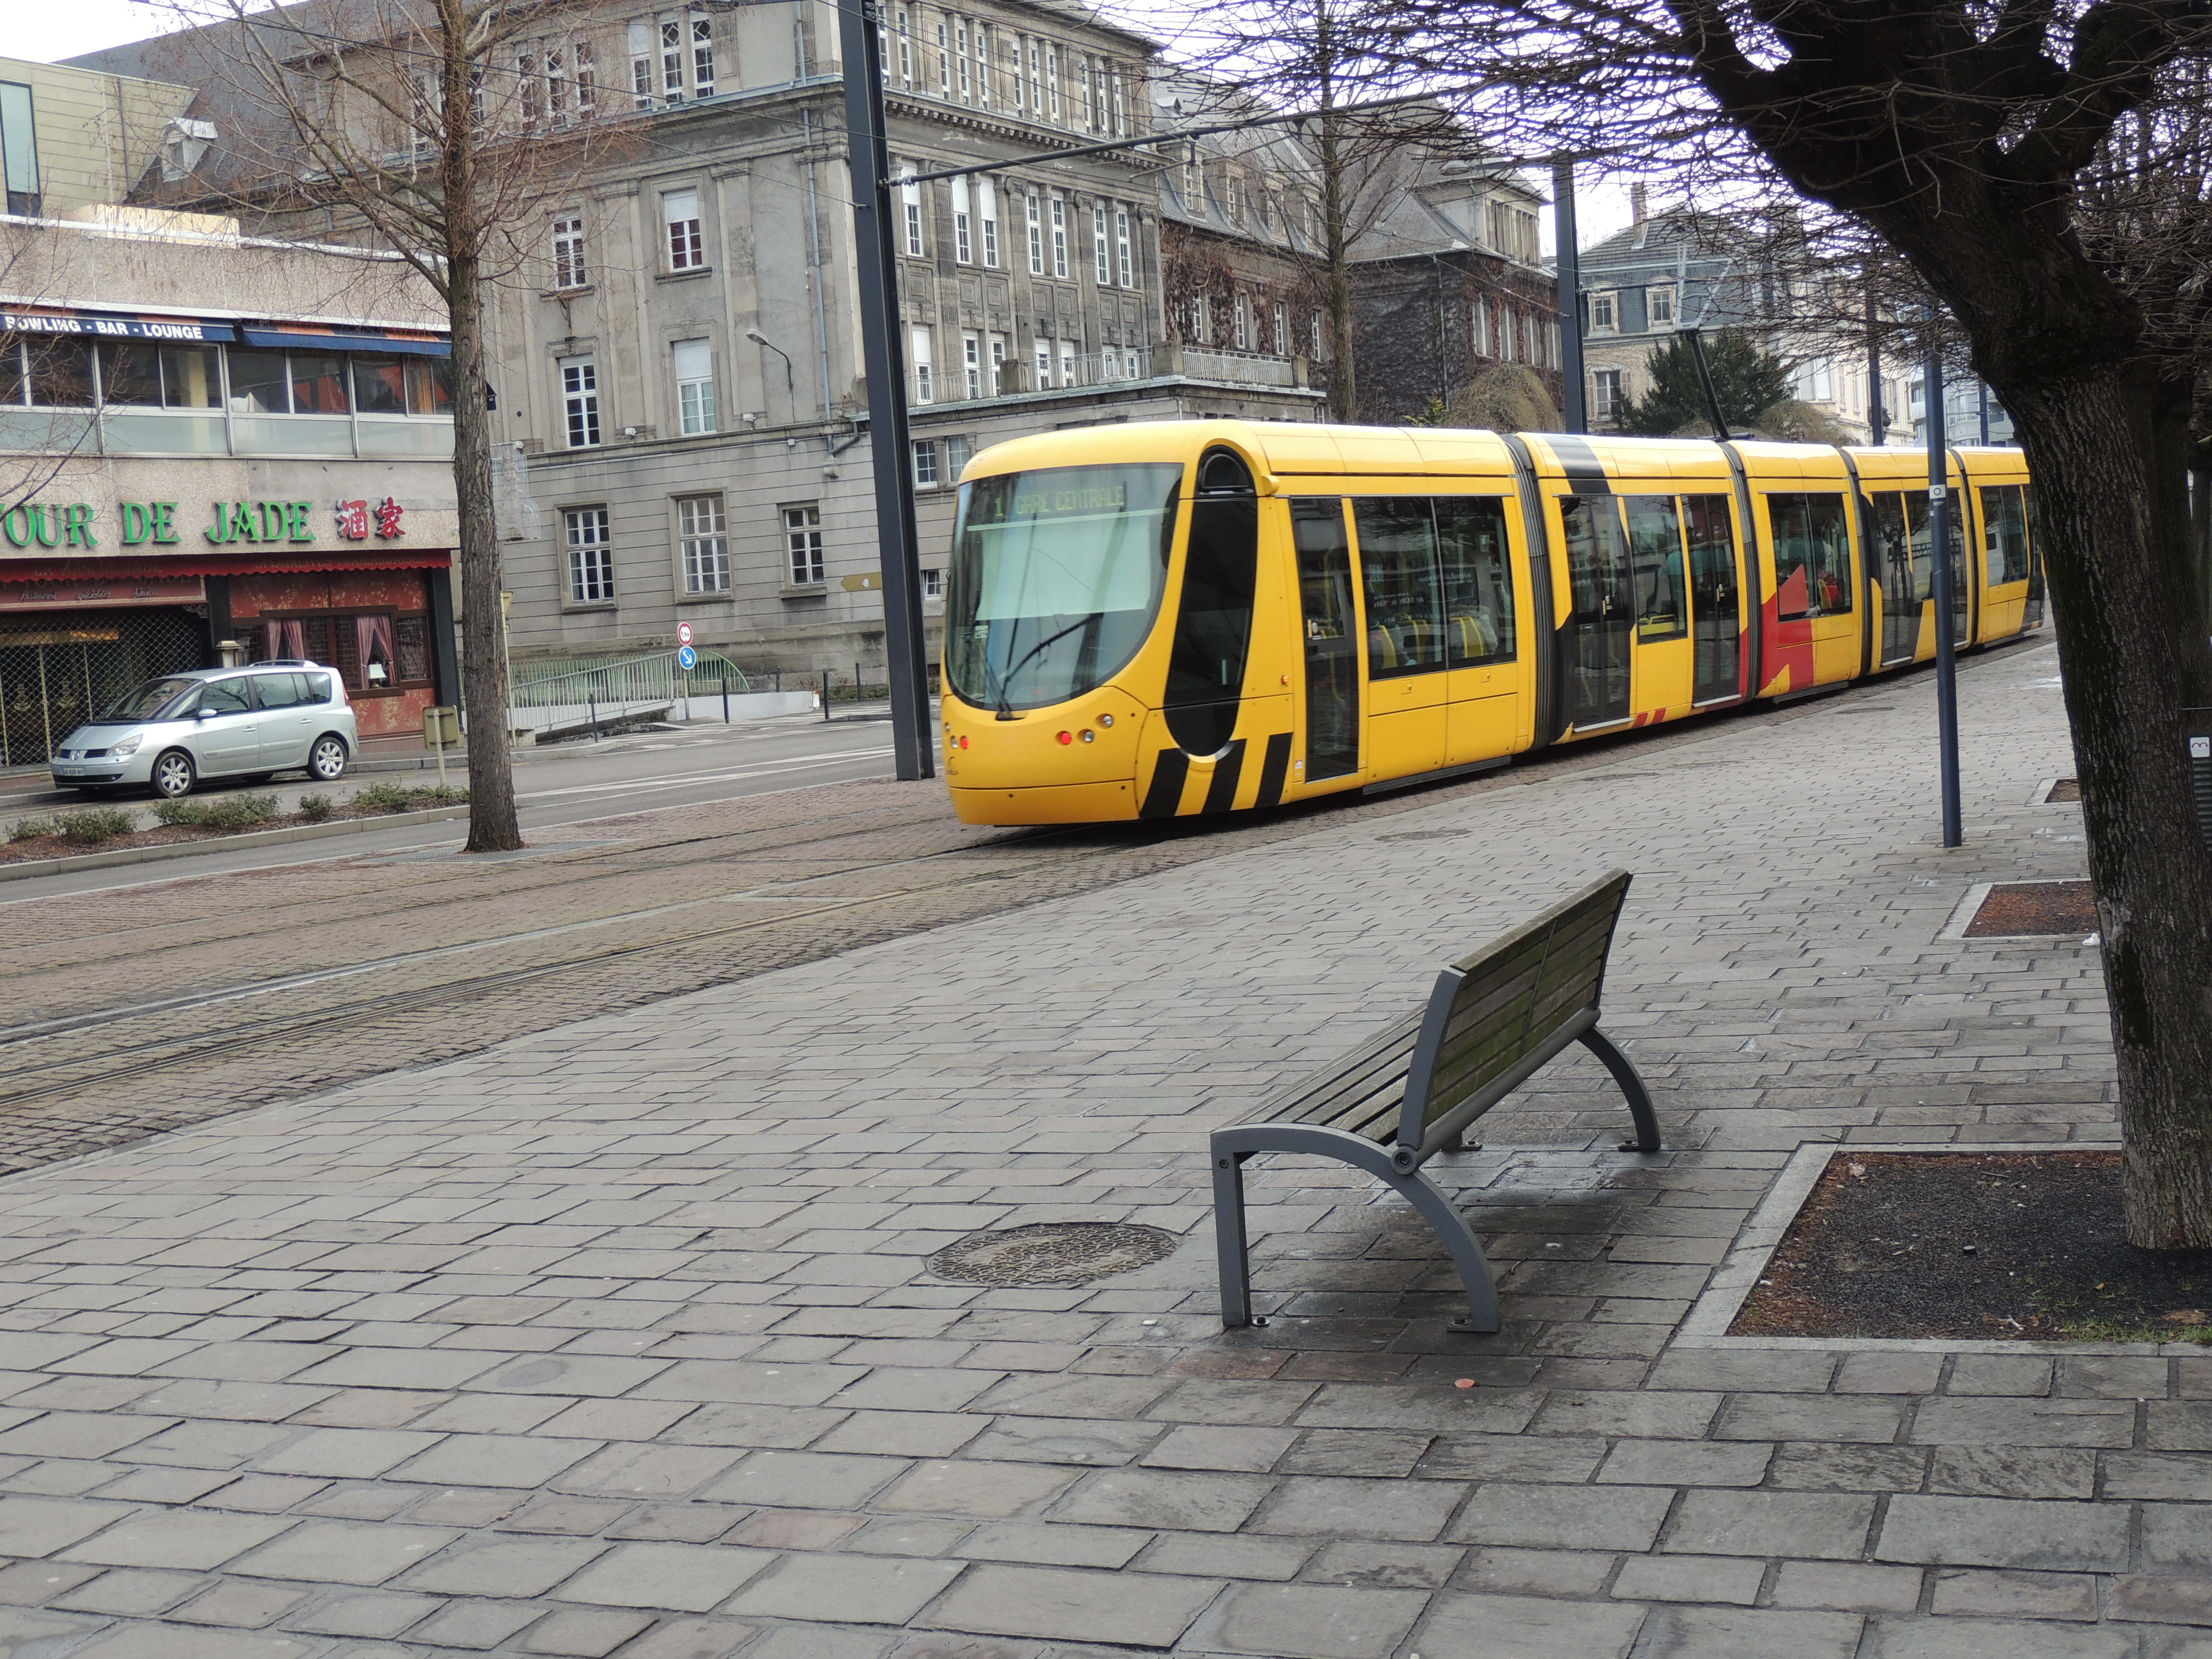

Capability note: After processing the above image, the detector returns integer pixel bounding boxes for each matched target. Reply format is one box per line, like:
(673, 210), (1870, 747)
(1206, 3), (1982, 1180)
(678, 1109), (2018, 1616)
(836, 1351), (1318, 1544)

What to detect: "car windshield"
(97, 676), (202, 723)
(945, 462), (1182, 712)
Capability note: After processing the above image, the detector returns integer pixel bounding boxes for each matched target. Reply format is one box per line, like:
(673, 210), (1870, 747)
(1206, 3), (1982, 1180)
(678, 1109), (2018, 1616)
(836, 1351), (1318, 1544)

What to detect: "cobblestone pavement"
(3, 638), (2188, 1659)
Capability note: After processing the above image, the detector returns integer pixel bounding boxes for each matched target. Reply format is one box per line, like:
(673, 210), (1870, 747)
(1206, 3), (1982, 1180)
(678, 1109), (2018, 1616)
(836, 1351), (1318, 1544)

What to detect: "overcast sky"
(16, 0), (1639, 252)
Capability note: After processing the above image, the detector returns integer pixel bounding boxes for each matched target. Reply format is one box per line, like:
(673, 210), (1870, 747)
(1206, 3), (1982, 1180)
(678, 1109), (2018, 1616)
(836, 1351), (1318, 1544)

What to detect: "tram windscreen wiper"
(992, 617), (1093, 719)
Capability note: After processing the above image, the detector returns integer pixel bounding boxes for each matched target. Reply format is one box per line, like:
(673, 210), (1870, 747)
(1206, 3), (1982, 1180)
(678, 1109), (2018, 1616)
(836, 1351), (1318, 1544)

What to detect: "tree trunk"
(445, 248), (523, 853)
(1320, 118), (1356, 423)
(2005, 365), (2212, 1247)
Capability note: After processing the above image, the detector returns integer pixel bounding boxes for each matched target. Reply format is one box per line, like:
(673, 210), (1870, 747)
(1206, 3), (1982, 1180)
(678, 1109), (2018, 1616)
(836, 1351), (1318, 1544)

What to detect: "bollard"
(589, 692), (598, 741)
(823, 670), (831, 721)
(721, 665), (730, 724)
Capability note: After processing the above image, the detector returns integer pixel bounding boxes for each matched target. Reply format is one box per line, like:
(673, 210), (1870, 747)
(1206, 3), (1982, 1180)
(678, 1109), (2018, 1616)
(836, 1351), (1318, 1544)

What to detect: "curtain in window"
(355, 614), (395, 686)
(262, 619), (305, 660)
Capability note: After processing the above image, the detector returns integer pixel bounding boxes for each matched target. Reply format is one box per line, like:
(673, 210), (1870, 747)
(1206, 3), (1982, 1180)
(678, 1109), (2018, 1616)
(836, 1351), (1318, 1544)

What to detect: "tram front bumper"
(948, 778), (1141, 825)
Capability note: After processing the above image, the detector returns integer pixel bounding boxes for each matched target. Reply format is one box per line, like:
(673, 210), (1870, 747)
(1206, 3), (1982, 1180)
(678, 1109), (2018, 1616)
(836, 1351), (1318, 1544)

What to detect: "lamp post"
(1553, 157), (1584, 433)
(1925, 345), (1963, 847)
(745, 327), (798, 412)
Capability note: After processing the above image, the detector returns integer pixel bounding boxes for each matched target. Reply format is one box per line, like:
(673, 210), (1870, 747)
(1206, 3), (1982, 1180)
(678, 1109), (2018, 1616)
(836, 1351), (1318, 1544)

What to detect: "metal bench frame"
(1211, 869), (1660, 1334)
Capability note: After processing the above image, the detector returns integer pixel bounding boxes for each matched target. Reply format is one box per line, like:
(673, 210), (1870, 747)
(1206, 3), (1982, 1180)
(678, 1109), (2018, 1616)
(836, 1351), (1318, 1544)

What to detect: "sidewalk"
(0, 639), (2177, 1659)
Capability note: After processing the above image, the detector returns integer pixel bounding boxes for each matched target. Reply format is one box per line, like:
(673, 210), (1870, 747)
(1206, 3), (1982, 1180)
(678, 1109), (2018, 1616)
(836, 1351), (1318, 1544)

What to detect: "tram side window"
(1868, 493), (1913, 596)
(1352, 499), (1445, 679)
(1981, 484), (2030, 584)
(1768, 493), (1852, 619)
(1621, 495), (1688, 642)
(1683, 494), (1735, 604)
(1434, 497), (1516, 665)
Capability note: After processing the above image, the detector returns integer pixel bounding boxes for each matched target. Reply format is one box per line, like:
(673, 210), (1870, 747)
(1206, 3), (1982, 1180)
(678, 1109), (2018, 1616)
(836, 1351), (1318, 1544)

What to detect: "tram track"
(0, 639), (2050, 1178)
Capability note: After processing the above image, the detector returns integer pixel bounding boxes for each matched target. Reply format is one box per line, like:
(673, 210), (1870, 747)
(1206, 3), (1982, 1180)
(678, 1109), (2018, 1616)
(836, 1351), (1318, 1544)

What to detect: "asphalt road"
(0, 708), (905, 901)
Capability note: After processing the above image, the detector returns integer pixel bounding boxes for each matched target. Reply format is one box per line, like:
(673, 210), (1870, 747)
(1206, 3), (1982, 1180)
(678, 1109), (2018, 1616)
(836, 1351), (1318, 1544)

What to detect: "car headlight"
(109, 735), (144, 757)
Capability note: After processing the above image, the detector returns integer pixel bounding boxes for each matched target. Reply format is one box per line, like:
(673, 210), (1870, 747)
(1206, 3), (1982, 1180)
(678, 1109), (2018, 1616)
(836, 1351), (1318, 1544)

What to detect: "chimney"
(1630, 183), (1648, 248)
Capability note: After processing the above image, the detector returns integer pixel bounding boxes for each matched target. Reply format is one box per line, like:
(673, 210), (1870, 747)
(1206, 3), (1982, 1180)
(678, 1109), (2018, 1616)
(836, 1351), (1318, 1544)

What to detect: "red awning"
(0, 551), (452, 583)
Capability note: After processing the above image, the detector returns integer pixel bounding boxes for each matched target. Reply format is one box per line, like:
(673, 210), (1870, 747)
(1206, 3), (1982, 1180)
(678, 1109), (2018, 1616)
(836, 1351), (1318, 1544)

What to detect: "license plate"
(54, 766), (83, 776)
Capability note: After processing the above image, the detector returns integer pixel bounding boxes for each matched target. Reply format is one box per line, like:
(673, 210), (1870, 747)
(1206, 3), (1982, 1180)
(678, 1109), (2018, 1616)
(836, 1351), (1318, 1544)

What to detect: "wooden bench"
(1211, 869), (1660, 1334)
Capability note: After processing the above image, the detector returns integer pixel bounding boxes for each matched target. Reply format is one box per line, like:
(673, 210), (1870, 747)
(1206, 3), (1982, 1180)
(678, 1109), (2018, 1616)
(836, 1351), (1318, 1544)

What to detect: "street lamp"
(745, 328), (797, 403)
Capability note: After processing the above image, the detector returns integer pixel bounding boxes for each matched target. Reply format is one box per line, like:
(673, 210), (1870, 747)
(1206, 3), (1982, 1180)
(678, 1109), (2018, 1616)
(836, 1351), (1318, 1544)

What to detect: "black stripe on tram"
(1254, 731), (1293, 809)
(1139, 749), (1190, 818)
(1201, 739), (1248, 814)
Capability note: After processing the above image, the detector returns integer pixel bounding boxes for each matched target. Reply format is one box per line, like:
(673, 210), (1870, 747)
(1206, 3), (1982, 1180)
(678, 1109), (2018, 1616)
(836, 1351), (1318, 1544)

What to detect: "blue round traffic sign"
(677, 645), (698, 670)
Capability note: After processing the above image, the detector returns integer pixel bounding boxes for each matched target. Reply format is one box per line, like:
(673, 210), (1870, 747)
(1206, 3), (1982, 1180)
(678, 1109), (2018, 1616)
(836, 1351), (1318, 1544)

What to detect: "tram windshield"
(946, 462), (1182, 712)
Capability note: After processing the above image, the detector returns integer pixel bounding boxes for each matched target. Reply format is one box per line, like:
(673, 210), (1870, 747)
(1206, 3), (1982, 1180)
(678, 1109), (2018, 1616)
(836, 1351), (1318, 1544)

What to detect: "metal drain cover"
(928, 1222), (1179, 1286)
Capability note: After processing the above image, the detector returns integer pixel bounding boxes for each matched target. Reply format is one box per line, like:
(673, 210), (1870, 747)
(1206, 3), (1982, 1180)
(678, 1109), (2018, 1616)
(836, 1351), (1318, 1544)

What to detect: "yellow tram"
(939, 421), (2040, 825)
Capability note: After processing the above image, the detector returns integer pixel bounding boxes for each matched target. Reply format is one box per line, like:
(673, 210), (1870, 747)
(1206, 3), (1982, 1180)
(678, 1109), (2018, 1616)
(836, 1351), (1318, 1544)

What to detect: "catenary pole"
(1553, 158), (1585, 433)
(1926, 345), (1963, 846)
(1865, 277), (1884, 445)
(839, 0), (935, 782)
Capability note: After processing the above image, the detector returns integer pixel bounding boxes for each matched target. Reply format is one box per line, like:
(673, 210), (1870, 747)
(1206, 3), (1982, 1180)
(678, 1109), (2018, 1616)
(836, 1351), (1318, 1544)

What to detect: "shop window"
(290, 352), (350, 414)
(97, 342), (222, 409)
(2, 337), (96, 407)
(353, 354), (408, 414)
(227, 348), (291, 413)
(395, 616), (429, 683)
(406, 358), (452, 415)
(253, 610), (427, 694)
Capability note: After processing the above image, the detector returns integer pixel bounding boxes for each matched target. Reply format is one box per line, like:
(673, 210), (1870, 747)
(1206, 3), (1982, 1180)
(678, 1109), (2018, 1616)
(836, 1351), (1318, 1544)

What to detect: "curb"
(0, 805), (470, 885)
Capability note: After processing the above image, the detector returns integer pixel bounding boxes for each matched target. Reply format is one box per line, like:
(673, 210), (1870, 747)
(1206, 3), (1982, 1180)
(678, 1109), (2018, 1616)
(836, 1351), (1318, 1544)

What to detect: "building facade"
(0, 79), (460, 763)
(1575, 193), (1912, 445)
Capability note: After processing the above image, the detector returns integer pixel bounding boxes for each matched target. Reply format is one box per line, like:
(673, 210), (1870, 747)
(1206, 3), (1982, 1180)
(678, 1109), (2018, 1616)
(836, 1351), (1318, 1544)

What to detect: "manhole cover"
(927, 1222), (1179, 1286)
(1966, 879), (2097, 937)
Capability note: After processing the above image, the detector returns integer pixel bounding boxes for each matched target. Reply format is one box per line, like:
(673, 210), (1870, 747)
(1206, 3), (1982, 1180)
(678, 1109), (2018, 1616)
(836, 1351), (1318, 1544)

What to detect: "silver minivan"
(50, 662), (359, 799)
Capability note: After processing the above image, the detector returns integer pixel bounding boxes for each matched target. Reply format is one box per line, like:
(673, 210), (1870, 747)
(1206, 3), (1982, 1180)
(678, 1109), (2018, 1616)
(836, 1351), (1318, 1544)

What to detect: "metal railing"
(1179, 347), (1302, 387)
(506, 649), (751, 711)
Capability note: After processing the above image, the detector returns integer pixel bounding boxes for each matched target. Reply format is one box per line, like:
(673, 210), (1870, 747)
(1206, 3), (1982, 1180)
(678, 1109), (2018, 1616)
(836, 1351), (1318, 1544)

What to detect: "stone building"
(1576, 191), (1912, 445)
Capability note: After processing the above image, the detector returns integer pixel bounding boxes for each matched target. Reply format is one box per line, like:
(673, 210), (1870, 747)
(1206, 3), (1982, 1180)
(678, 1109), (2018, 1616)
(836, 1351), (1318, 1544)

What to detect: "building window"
(1058, 341), (1075, 386)
(629, 21), (655, 107)
(690, 12), (714, 96)
(785, 504), (825, 584)
(1190, 295), (1206, 343)
(937, 19), (951, 92)
(1311, 313), (1323, 358)
(1108, 66), (1124, 134)
(922, 567), (943, 600)
(565, 506), (613, 602)
(663, 188), (704, 271)
(956, 20), (972, 99)
(962, 332), (982, 399)
(901, 170), (924, 256)
(911, 326), (934, 402)
(551, 216), (587, 289)
(955, 208), (973, 263)
(1794, 356), (1835, 401)
(1648, 285), (1675, 327)
(673, 337), (715, 434)
(1588, 290), (1617, 333)
(575, 40), (595, 115)
(1592, 368), (1623, 423)
(1028, 40), (1044, 116)
(677, 493), (729, 592)
(1050, 198), (1068, 278)
(661, 18), (685, 101)
(1274, 301), (1287, 354)
(987, 336), (1005, 395)
(1234, 291), (1250, 350)
(913, 439), (939, 486)
(980, 180), (1000, 267)
(897, 6), (913, 84)
(1093, 203), (1110, 285)
(1034, 342), (1052, 386)
(1026, 192), (1043, 273)
(1226, 177), (1240, 222)
(974, 23), (991, 106)
(946, 434), (973, 476)
(1046, 44), (1062, 120)
(1181, 145), (1198, 210)
(560, 355), (599, 447)
(1115, 208), (1131, 288)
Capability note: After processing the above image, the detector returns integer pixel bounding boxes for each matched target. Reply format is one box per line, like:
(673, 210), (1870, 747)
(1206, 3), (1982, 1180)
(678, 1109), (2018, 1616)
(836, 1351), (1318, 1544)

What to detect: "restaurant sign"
(0, 575), (206, 612)
(0, 499), (409, 551)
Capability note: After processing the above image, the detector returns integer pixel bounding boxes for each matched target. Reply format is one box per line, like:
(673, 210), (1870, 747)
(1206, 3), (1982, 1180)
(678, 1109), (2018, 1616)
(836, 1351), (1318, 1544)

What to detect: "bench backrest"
(1394, 869), (1634, 1163)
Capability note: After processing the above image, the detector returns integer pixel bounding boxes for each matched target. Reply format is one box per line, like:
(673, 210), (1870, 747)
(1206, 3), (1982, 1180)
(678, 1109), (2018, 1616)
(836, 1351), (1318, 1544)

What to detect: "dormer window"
(1589, 291), (1618, 333)
(1648, 286), (1675, 327)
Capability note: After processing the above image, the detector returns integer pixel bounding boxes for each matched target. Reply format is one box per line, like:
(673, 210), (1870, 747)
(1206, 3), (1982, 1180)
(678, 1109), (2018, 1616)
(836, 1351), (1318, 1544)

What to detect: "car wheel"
(308, 735), (349, 781)
(151, 750), (196, 799)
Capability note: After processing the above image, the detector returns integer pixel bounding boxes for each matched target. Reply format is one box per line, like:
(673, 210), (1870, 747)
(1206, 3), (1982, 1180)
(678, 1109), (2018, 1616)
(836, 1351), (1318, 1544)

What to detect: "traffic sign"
(677, 644), (698, 671)
(676, 622), (694, 647)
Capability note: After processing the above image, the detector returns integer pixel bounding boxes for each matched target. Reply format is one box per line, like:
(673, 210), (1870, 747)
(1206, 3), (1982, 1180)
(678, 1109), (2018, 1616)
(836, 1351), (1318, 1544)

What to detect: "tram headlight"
(1097, 713), (1114, 727)
(1080, 729), (1095, 744)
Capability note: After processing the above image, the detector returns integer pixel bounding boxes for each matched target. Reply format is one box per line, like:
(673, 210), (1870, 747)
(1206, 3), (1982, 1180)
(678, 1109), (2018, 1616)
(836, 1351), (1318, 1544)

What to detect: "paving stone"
(1769, 1561), (1924, 1614)
(2099, 1453), (2212, 1500)
(404, 1596), (544, 1649)
(517, 1607), (655, 1656)
(1455, 1546), (1617, 1597)
(52, 1567), (206, 1614)
(1768, 1443), (1929, 1492)
(870, 1460), (1080, 1518)
(401, 1537), (611, 1597)
(1277, 1430), (1431, 1478)
(1415, 1435), (1607, 1484)
(60, 1510), (297, 1571)
(1860, 1616), (2136, 1658)
(1645, 1351), (1838, 1393)
(47, 1623), (316, 1658)
(722, 1509), (866, 1550)
(2147, 1403), (2212, 1451)
(1182, 1580), (1428, 1659)
(2141, 1504), (2212, 1574)
(230, 1521), (459, 1586)
(962, 1418), (1159, 1467)
(0, 1559), (103, 1605)
(552, 1541), (776, 1611)
(1305, 1540), (1460, 1590)
(924, 1563), (1217, 1647)
(1445, 1483), (1673, 1551)
(1929, 1570), (2099, 1620)
(1665, 1490), (1876, 1560)
(1138, 1425), (1297, 1472)
(2111, 1575), (2212, 1626)
(388, 1435), (601, 1488)
(2057, 1357), (2170, 1399)
(1247, 1474), (1465, 1541)
(1911, 1399), (2135, 1449)
(1717, 1394), (1907, 1443)
(168, 1578), (309, 1627)
(700, 1450), (906, 1510)
(957, 1522), (1150, 1568)
(741, 1626), (895, 1659)
(286, 1592), (444, 1636)
(252, 1429), (441, 1479)
(1928, 1447), (2096, 1500)
(1595, 1439), (1771, 1488)
(0, 1495), (136, 1557)
(605, 1616), (762, 1659)
(1047, 1468), (1271, 1532)
(1836, 1353), (1945, 1395)
(1946, 1357), (2055, 1398)
(1408, 1591), (1647, 1659)
(1631, 1606), (1863, 1658)
(1611, 1553), (1764, 1605)
(1136, 1532), (1313, 1581)
(1875, 1497), (2130, 1571)
(1527, 1390), (1719, 1439)
(727, 1553), (969, 1623)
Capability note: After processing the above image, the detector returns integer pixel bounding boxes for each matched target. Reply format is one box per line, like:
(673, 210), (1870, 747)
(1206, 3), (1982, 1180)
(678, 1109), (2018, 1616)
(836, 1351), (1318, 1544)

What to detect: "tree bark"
(2000, 365), (2212, 1247)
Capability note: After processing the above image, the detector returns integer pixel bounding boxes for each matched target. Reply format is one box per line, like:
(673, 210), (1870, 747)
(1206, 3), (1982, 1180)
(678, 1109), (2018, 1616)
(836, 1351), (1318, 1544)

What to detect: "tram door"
(1685, 493), (1741, 702)
(1869, 493), (1920, 666)
(1560, 494), (1633, 728)
(1292, 499), (1359, 781)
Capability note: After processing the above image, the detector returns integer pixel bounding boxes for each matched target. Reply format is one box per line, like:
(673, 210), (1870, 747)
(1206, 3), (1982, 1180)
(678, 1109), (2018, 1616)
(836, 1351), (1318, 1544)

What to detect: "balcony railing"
(912, 343), (1311, 408)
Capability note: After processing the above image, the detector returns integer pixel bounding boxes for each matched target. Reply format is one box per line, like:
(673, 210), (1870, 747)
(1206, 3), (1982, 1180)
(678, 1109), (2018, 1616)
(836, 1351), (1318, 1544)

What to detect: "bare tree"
(1394, 0), (2212, 1246)
(132, 0), (614, 852)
